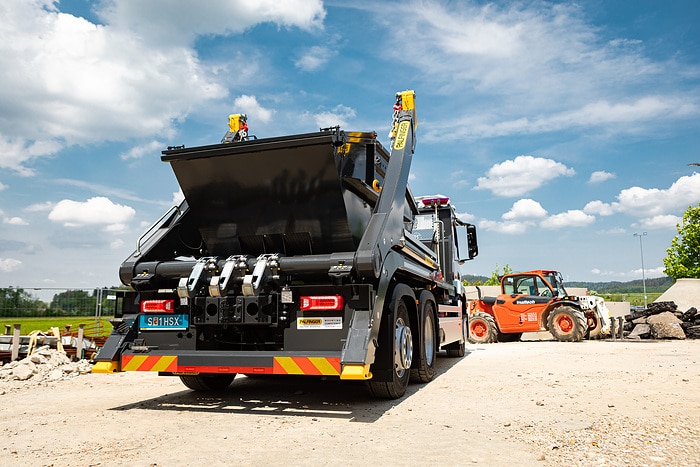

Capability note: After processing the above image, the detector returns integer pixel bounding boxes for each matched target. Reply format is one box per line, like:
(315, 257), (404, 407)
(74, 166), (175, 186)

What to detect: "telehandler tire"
(369, 299), (412, 399)
(411, 301), (437, 383)
(179, 373), (236, 391)
(468, 312), (498, 344)
(547, 306), (587, 342)
(585, 312), (604, 339)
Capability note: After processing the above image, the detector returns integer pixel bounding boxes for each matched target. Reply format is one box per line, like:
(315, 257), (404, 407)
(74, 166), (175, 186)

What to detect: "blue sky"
(1, 0), (699, 289)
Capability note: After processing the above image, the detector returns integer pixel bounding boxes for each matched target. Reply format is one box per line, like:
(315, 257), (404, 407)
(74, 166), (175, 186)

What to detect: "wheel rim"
(394, 317), (413, 375)
(471, 320), (487, 338)
(424, 312), (435, 366)
(556, 315), (574, 333)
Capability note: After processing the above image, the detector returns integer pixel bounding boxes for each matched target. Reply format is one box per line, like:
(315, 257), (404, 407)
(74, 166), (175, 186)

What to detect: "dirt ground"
(1, 339), (699, 467)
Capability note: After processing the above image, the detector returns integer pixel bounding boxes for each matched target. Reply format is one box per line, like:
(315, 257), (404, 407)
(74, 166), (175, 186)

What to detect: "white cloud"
(110, 239), (125, 249)
(475, 155), (575, 197)
(456, 212), (475, 223)
(502, 199), (548, 220)
(588, 173), (700, 218)
(25, 202), (55, 212)
(589, 170), (615, 184)
(0, 258), (22, 272)
(478, 219), (531, 235)
(0, 1), (325, 174)
(0, 181), (6, 191)
(120, 141), (165, 160)
(48, 197), (135, 231)
(4, 217), (28, 226)
(373, 2), (699, 143)
(172, 190), (185, 205)
(295, 45), (334, 72)
(635, 214), (681, 230)
(310, 105), (356, 129)
(584, 200), (614, 216)
(540, 210), (595, 229)
(232, 95), (275, 124)
(96, 0), (325, 46)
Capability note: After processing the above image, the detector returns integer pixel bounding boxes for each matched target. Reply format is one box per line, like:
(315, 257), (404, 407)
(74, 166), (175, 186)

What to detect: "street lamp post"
(633, 232), (648, 308)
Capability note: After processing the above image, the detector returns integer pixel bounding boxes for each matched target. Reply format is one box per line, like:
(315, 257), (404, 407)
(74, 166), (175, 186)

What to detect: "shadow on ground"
(109, 349), (471, 423)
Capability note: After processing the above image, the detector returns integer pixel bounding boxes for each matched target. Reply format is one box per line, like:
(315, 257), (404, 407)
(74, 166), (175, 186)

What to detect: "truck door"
(493, 275), (552, 332)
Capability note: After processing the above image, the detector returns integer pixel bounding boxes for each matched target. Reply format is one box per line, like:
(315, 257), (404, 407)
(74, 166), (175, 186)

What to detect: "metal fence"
(0, 287), (121, 319)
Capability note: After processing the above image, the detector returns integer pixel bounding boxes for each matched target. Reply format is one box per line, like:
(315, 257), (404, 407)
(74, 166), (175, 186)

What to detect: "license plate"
(139, 314), (189, 331)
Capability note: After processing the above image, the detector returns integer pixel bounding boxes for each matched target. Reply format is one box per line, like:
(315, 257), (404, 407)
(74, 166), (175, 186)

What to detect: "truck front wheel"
(547, 306), (586, 342)
(179, 374), (236, 391)
(369, 299), (412, 399)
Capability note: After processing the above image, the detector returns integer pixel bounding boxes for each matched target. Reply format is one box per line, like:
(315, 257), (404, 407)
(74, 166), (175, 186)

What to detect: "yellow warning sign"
(297, 317), (343, 330)
(393, 121), (410, 150)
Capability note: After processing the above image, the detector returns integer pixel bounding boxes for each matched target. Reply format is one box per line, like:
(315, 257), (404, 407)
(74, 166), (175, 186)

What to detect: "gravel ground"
(0, 339), (698, 466)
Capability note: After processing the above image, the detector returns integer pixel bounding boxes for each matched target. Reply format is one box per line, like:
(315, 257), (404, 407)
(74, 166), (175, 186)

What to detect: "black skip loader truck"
(93, 90), (478, 399)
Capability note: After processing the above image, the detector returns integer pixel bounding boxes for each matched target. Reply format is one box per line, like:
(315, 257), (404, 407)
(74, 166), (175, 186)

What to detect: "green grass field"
(0, 316), (114, 337)
(597, 292), (663, 307)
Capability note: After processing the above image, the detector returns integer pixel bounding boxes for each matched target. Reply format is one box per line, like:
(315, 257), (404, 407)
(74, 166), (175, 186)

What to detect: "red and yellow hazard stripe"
(273, 357), (340, 376)
(119, 355), (341, 376)
(122, 355), (178, 372)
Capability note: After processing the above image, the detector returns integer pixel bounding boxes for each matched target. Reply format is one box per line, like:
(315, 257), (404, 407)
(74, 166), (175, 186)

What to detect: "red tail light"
(299, 295), (344, 311)
(141, 299), (175, 313)
(420, 196), (450, 206)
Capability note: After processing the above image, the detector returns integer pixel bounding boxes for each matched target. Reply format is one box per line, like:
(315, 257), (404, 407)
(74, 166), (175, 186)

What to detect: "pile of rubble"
(0, 345), (93, 384)
(624, 301), (700, 339)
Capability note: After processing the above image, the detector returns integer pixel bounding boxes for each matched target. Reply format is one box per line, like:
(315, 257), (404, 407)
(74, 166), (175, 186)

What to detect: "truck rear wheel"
(411, 301), (436, 383)
(179, 374), (236, 391)
(468, 312), (497, 344)
(369, 299), (412, 399)
(547, 306), (586, 342)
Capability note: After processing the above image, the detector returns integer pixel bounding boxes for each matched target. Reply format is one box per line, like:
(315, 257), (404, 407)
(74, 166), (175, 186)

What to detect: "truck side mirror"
(457, 223), (478, 263)
(466, 224), (478, 260)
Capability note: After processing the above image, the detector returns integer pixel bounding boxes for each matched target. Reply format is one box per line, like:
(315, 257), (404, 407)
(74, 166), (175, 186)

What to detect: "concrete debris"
(624, 301), (700, 340)
(0, 345), (92, 384)
(647, 312), (686, 339)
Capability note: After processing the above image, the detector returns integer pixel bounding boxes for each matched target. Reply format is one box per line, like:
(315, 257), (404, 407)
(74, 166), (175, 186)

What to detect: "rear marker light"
(141, 299), (176, 313)
(299, 295), (344, 311)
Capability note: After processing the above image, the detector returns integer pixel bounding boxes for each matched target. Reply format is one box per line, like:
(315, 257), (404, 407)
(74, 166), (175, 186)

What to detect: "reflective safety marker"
(273, 357), (341, 376)
(122, 355), (178, 372)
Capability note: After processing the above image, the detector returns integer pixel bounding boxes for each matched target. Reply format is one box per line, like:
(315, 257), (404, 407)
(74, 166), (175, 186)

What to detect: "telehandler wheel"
(369, 299), (412, 399)
(411, 301), (437, 383)
(585, 312), (603, 339)
(179, 373), (236, 391)
(547, 306), (587, 342)
(468, 312), (497, 344)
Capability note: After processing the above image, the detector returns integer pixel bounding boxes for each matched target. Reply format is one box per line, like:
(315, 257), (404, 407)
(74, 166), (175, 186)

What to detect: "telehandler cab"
(468, 270), (611, 343)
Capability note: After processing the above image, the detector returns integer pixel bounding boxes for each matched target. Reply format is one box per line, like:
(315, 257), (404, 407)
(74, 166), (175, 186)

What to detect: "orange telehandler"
(468, 270), (611, 343)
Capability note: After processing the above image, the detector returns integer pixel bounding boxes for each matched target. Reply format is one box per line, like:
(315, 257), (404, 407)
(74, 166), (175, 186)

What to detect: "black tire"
(179, 374), (236, 391)
(468, 312), (498, 344)
(411, 301), (437, 383)
(369, 299), (412, 399)
(547, 306), (587, 342)
(445, 316), (467, 357)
